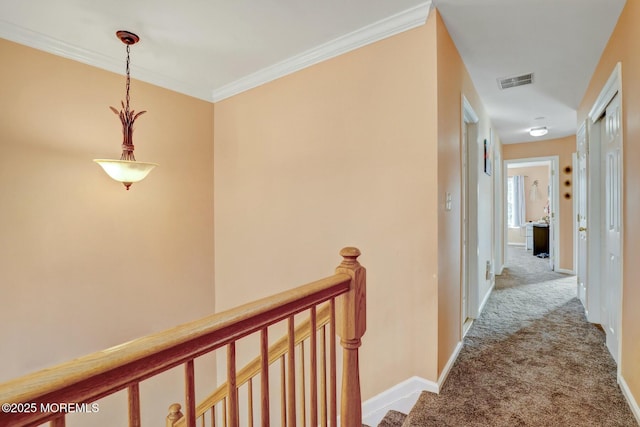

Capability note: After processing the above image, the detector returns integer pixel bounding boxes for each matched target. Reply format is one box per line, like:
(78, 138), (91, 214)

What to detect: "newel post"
(166, 403), (183, 427)
(335, 247), (366, 427)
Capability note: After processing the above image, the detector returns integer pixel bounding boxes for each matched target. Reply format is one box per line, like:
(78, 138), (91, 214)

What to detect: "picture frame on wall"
(484, 138), (492, 176)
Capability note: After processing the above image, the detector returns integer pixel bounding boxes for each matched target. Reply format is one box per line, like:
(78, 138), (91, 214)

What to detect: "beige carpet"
(377, 410), (407, 427)
(402, 245), (637, 427)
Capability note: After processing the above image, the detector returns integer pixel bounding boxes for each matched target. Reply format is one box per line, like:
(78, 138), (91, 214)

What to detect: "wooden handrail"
(173, 303), (333, 426)
(0, 267), (353, 426)
(170, 247), (366, 427)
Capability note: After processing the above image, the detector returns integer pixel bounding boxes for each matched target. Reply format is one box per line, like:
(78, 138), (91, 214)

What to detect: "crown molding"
(0, 2), (433, 104)
(212, 1), (433, 102)
(0, 19), (213, 102)
(588, 62), (621, 122)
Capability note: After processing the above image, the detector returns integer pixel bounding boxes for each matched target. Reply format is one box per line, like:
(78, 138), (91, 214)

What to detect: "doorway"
(504, 157), (560, 272)
(461, 96), (479, 337)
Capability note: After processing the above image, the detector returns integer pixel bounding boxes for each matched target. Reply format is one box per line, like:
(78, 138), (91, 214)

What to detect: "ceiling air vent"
(498, 73), (534, 90)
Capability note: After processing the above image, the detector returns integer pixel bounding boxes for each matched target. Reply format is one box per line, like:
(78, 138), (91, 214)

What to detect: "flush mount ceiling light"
(94, 30), (157, 190)
(529, 126), (549, 137)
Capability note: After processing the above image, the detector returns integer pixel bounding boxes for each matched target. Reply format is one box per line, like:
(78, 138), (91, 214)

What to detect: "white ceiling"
(434, 0), (626, 143)
(0, 0), (627, 144)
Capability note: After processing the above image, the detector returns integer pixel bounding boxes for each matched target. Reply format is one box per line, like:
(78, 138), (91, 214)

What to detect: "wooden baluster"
(211, 406), (216, 427)
(280, 355), (286, 427)
(299, 342), (306, 427)
(320, 325), (328, 427)
(260, 327), (270, 427)
(201, 415), (206, 427)
(335, 247), (366, 427)
(287, 316), (296, 427)
(329, 299), (337, 427)
(248, 377), (254, 427)
(222, 398), (228, 427)
(128, 383), (141, 427)
(166, 403), (183, 427)
(228, 342), (239, 427)
(50, 415), (65, 427)
(186, 360), (197, 427)
(310, 306), (318, 427)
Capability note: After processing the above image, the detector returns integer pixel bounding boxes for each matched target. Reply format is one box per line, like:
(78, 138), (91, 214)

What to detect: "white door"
(602, 93), (622, 363)
(576, 123), (588, 308)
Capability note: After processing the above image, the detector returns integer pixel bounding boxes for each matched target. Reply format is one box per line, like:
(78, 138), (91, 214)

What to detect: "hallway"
(402, 245), (636, 426)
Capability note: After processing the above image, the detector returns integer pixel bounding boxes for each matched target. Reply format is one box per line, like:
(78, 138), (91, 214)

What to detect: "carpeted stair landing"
(378, 246), (637, 427)
(363, 409), (407, 427)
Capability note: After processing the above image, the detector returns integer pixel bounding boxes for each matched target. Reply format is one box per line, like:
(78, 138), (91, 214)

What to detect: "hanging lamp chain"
(125, 44), (131, 115)
(120, 42), (135, 161)
(109, 31), (146, 163)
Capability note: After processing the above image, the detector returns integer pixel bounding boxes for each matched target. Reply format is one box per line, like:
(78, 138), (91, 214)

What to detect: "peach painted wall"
(435, 10), (497, 377)
(0, 38), (215, 425)
(214, 14), (440, 400)
(508, 165), (550, 222)
(578, 0), (640, 410)
(503, 136), (575, 272)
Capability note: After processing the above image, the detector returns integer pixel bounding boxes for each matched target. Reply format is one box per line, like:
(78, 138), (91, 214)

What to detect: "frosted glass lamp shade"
(529, 126), (548, 137)
(94, 159), (158, 189)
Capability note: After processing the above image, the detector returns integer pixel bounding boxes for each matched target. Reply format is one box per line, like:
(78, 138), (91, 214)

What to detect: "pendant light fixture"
(94, 30), (157, 190)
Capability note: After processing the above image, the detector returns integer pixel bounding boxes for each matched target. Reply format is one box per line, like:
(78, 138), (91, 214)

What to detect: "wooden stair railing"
(170, 302), (332, 426)
(0, 247), (366, 427)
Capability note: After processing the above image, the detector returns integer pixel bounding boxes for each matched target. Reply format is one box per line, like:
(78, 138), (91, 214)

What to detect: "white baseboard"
(438, 341), (463, 390)
(478, 282), (495, 315)
(361, 342), (463, 426)
(556, 268), (575, 275)
(619, 374), (640, 424)
(508, 242), (526, 246)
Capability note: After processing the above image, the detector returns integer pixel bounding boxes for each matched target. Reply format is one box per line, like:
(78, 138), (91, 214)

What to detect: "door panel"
(576, 123), (588, 308)
(602, 93), (622, 363)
